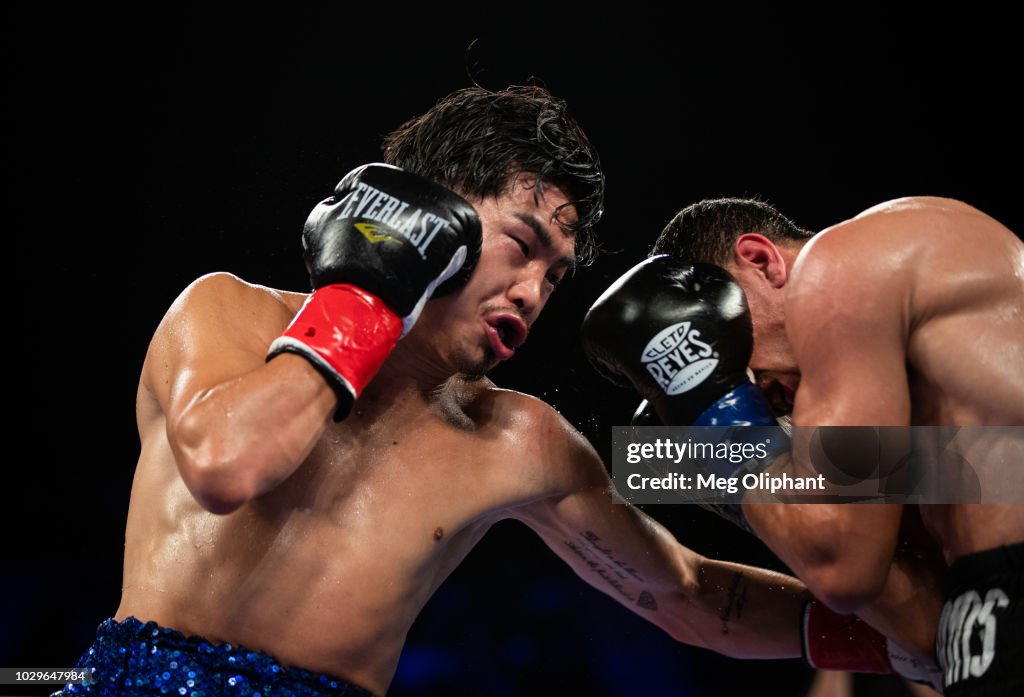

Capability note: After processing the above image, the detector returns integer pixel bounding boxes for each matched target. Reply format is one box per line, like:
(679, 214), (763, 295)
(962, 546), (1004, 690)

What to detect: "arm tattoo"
(564, 530), (658, 611)
(719, 572), (748, 635)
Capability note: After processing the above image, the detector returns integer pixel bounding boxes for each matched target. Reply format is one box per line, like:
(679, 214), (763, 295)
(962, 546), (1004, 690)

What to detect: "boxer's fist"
(581, 255), (774, 426)
(268, 164), (482, 419)
(583, 256), (784, 532)
(803, 600), (944, 692)
(303, 163), (482, 328)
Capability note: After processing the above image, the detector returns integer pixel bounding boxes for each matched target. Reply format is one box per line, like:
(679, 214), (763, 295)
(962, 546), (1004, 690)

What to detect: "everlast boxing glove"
(268, 163), (482, 420)
(581, 255), (781, 530)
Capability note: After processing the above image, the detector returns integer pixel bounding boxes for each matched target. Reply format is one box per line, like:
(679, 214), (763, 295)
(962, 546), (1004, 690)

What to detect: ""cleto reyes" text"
(641, 322), (717, 395)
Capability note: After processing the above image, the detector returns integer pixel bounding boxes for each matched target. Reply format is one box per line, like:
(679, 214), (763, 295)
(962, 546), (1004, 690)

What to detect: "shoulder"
(850, 195), (977, 219)
(785, 199), (956, 309)
(152, 272), (307, 348)
(789, 195), (1015, 320)
(794, 200), (933, 280)
(141, 273), (306, 386)
(793, 196), (994, 281)
(166, 272), (304, 320)
(475, 386), (580, 441)
(472, 386), (607, 497)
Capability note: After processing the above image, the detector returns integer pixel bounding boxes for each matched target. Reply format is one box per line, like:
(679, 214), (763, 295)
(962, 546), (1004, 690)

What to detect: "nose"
(506, 269), (545, 320)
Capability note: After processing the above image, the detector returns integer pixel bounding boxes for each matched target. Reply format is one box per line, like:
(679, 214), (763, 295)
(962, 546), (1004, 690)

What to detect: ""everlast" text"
(336, 182), (451, 258)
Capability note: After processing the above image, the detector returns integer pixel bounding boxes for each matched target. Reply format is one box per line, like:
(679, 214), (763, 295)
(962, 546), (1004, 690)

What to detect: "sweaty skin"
(735, 196), (1024, 656)
(119, 180), (807, 697)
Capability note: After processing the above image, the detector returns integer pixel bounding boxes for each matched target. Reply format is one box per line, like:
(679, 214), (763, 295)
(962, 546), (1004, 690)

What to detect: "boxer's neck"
(353, 349), (462, 421)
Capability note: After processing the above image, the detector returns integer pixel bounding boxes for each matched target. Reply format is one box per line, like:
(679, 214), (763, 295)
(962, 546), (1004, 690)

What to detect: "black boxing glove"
(268, 163), (482, 420)
(582, 255), (775, 427)
(582, 256), (783, 531)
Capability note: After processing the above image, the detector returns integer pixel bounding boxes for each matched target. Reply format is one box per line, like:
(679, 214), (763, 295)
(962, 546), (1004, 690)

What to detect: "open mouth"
(484, 314), (527, 359)
(765, 382), (796, 416)
(497, 323), (511, 345)
(756, 372), (797, 416)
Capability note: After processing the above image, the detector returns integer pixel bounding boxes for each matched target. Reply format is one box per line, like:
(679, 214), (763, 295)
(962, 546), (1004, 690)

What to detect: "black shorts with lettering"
(937, 542), (1023, 696)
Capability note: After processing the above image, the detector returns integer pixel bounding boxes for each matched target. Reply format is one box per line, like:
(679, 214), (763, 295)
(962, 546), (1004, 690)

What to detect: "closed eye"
(511, 236), (529, 256)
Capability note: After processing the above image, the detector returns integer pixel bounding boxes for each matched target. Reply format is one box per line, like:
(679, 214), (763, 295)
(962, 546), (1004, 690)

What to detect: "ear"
(733, 233), (789, 288)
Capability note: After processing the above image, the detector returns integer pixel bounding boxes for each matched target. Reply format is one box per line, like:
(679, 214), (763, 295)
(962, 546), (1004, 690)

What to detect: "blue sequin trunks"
(52, 617), (376, 697)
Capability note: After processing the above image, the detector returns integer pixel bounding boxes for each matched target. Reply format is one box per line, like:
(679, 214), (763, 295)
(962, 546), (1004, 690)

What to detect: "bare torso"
(114, 273), (814, 695)
(118, 289), (554, 696)
(809, 197), (1024, 561)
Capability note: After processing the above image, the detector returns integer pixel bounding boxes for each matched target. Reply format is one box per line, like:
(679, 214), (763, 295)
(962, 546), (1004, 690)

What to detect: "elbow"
(662, 594), (719, 651)
(171, 409), (253, 515)
(665, 555), (739, 654)
(805, 562), (888, 615)
(187, 471), (250, 515)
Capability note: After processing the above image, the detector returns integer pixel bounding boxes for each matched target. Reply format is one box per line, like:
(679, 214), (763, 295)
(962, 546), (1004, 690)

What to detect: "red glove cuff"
(268, 284), (402, 419)
(802, 599), (893, 674)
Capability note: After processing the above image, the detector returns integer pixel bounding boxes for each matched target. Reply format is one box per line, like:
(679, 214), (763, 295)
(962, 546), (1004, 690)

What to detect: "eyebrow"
(514, 212), (577, 271)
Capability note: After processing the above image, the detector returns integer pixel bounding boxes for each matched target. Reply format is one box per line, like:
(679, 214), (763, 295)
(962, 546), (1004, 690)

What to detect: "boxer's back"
(118, 277), (544, 696)
(825, 198), (1024, 559)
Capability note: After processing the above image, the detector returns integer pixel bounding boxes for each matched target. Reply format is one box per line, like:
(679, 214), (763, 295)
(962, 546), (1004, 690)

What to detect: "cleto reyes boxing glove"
(268, 163), (482, 420)
(582, 255), (782, 531)
(581, 255), (777, 427)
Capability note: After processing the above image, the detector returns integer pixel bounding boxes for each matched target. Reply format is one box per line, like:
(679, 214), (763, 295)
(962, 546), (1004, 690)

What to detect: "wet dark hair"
(651, 198), (814, 265)
(382, 86), (605, 266)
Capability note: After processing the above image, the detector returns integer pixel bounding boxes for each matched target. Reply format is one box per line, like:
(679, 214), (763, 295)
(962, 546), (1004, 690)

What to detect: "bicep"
(788, 244), (912, 427)
(785, 285), (908, 564)
(520, 489), (695, 603)
(510, 429), (699, 616)
(766, 245), (911, 602)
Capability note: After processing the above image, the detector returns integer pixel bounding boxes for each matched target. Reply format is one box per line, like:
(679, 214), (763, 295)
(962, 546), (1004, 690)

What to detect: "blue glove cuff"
(692, 382), (778, 426)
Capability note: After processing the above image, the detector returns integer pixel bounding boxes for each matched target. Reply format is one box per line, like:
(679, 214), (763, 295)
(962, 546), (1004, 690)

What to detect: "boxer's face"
(745, 289), (801, 416)
(726, 242), (802, 415)
(412, 176), (577, 378)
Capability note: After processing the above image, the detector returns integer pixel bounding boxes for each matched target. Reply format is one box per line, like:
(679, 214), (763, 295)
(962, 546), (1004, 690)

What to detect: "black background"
(7, 5), (1021, 696)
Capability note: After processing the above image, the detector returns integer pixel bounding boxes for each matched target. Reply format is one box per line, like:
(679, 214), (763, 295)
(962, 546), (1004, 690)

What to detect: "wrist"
(267, 284), (403, 420)
(802, 598), (893, 674)
(692, 382), (778, 426)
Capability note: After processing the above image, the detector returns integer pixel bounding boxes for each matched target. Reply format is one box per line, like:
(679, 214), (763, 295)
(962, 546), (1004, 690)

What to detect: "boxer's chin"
(454, 347), (497, 381)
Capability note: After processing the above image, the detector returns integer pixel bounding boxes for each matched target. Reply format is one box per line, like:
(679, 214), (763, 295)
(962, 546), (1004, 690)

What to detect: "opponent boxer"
(583, 197), (1023, 695)
(56, 89), (859, 697)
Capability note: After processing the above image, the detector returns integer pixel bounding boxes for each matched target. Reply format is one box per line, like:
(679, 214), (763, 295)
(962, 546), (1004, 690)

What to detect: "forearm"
(678, 556), (808, 659)
(746, 505), (900, 615)
(842, 545), (945, 661)
(170, 354), (336, 512)
(742, 447), (901, 612)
